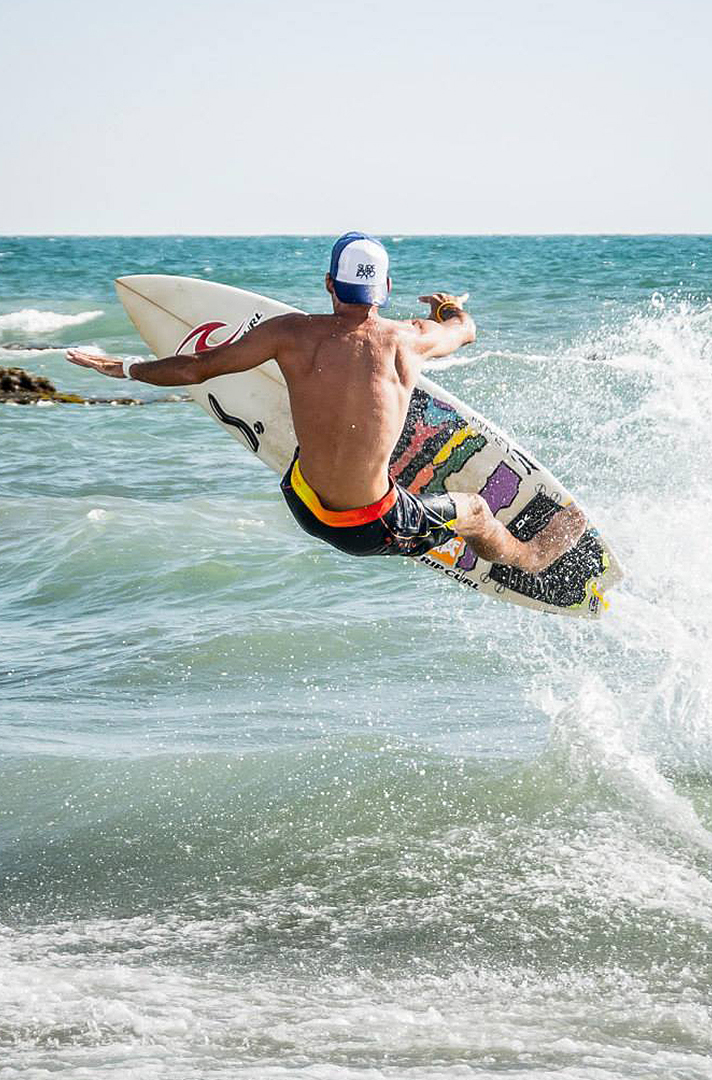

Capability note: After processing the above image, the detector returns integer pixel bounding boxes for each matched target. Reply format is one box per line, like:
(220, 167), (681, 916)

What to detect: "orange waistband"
(291, 458), (397, 527)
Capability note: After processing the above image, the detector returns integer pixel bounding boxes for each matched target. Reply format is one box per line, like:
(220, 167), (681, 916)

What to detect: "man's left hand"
(418, 292), (470, 323)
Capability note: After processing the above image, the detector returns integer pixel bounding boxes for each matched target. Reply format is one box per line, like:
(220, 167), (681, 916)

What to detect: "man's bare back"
(67, 233), (586, 573)
(275, 304), (462, 510)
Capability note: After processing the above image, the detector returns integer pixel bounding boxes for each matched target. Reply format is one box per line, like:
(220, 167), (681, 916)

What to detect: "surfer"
(66, 232), (585, 573)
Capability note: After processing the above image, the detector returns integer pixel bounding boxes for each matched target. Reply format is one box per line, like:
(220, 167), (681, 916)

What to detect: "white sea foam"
(477, 347), (553, 366)
(0, 920), (709, 1079)
(0, 308), (103, 334)
(546, 677), (712, 853)
(519, 294), (712, 858)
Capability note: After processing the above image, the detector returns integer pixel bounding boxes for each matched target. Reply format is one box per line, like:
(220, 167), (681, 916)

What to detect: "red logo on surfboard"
(176, 320), (246, 355)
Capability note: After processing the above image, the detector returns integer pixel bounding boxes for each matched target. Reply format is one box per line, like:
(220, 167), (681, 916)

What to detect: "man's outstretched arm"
(66, 314), (299, 385)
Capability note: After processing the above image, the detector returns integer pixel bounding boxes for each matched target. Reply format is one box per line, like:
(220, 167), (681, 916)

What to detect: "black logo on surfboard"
(208, 393), (262, 453)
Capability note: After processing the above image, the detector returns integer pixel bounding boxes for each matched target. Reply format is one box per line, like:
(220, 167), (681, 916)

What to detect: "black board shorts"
(280, 455), (458, 558)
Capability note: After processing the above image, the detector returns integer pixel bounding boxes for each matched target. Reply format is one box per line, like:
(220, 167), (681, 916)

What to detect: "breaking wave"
(0, 308), (103, 335)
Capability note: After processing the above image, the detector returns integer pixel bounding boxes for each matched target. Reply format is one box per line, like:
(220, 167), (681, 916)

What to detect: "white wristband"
(122, 356), (144, 379)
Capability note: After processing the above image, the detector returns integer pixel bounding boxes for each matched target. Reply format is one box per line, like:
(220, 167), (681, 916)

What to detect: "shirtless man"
(67, 232), (585, 572)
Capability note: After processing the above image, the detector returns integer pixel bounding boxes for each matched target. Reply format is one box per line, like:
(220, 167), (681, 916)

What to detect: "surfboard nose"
(114, 275), (193, 357)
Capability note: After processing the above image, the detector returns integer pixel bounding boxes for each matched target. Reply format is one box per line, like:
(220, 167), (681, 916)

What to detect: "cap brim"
(333, 280), (389, 307)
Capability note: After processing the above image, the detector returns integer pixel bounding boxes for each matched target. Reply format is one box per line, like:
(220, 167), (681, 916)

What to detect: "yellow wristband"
(435, 300), (461, 323)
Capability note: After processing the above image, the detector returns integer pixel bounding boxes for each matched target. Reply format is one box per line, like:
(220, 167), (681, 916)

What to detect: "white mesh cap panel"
(334, 239), (389, 286)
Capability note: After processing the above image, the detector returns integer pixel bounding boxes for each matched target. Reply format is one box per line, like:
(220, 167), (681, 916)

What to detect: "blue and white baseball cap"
(329, 232), (389, 306)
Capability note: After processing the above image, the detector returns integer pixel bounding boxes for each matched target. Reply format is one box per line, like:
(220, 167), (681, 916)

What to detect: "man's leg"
(450, 493), (586, 574)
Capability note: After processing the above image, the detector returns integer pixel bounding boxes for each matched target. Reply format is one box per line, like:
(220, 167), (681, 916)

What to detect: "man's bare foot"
(515, 504), (587, 574)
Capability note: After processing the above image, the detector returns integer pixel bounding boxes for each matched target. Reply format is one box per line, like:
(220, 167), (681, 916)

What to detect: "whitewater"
(1, 234), (711, 1078)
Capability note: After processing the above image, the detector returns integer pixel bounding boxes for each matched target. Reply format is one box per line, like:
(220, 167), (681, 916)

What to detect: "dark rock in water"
(0, 366), (74, 402)
(0, 366), (188, 406)
(2, 368), (54, 393)
(0, 342), (66, 352)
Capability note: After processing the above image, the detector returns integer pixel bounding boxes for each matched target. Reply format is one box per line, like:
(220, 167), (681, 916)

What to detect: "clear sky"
(1, 0), (710, 234)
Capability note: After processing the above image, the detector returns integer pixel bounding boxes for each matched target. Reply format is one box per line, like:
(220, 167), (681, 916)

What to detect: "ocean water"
(1, 235), (712, 1079)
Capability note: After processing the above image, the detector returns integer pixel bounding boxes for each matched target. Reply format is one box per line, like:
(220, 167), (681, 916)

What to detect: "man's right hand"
(418, 292), (470, 323)
(66, 349), (126, 378)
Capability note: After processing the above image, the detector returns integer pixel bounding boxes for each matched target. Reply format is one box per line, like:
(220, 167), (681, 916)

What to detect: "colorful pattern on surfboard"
(115, 275), (623, 619)
(390, 385), (615, 615)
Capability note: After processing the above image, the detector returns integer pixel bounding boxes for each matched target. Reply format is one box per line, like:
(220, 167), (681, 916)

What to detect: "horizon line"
(1, 231), (711, 239)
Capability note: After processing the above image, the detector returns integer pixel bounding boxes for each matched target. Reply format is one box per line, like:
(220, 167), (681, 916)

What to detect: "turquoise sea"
(2, 235), (712, 1078)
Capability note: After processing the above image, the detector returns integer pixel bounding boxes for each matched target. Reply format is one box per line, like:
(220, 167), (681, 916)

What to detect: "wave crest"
(0, 309), (103, 334)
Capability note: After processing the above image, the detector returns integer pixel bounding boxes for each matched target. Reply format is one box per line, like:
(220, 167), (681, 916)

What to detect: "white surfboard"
(115, 274), (623, 619)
